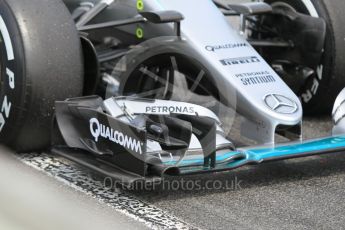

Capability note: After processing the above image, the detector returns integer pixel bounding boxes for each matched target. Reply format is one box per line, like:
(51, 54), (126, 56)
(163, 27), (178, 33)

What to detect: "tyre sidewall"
(0, 1), (26, 143)
(0, 0), (83, 151)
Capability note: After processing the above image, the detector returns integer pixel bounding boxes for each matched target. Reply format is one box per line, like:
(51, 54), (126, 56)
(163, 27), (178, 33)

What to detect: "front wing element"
(54, 96), (345, 184)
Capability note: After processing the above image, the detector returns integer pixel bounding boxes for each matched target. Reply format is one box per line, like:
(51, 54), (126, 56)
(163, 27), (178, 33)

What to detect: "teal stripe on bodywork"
(246, 135), (345, 161)
(170, 135), (345, 174)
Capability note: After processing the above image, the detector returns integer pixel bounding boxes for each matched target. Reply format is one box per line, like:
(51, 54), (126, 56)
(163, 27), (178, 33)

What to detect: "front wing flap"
(53, 96), (345, 184)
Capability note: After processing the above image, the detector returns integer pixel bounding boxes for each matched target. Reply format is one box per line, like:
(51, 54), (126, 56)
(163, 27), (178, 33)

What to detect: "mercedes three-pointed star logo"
(264, 94), (298, 114)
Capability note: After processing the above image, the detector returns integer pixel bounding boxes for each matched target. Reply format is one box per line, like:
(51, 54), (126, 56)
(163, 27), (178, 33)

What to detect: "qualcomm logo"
(264, 94), (298, 114)
(205, 43), (248, 52)
(89, 118), (143, 154)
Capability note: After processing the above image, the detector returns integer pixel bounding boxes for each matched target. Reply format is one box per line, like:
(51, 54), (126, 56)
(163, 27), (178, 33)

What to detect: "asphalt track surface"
(136, 117), (345, 230)
(6, 116), (345, 230)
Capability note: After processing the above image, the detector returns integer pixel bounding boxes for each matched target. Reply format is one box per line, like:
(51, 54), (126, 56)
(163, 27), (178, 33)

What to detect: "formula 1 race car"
(2, 0), (345, 183)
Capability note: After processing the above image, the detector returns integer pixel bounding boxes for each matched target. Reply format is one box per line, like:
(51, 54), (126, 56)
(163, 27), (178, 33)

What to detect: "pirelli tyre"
(0, 0), (83, 152)
(264, 0), (345, 114)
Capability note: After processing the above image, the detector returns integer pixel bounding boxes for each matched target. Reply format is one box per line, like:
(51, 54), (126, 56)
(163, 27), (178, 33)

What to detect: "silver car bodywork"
(64, 0), (302, 144)
(50, 0), (345, 183)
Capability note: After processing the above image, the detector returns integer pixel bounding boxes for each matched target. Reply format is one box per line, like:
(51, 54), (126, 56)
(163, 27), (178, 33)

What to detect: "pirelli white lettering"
(0, 113), (4, 132)
(1, 96), (11, 118)
(317, 65), (323, 80)
(89, 118), (143, 154)
(0, 96), (11, 132)
(6, 68), (14, 89)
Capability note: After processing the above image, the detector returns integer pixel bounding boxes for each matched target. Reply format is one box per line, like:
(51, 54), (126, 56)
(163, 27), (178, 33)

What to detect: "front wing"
(52, 96), (345, 184)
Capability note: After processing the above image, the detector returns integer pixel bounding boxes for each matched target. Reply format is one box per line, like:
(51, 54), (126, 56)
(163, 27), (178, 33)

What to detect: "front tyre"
(263, 0), (345, 114)
(0, 0), (83, 152)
